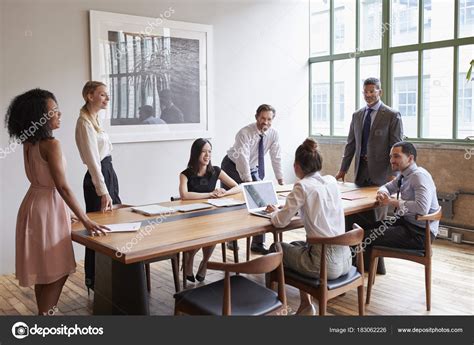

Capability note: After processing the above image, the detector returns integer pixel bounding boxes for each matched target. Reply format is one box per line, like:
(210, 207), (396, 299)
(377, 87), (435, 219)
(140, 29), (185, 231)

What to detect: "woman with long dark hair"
(179, 138), (240, 282)
(6, 88), (108, 315)
(75, 81), (121, 293)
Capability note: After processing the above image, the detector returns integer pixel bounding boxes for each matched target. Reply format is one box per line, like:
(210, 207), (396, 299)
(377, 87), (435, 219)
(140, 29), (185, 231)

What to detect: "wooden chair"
(170, 196), (250, 289)
(112, 204), (180, 293)
(267, 225), (365, 316)
(174, 243), (286, 315)
(366, 207), (442, 311)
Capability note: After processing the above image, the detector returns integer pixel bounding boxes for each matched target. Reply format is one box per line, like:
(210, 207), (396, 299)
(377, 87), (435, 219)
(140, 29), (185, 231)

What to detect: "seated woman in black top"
(179, 138), (240, 282)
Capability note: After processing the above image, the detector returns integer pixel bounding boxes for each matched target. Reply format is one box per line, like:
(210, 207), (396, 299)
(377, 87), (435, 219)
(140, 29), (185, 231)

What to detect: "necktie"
(394, 175), (404, 214)
(360, 108), (373, 157)
(258, 134), (265, 180)
(396, 175), (404, 200)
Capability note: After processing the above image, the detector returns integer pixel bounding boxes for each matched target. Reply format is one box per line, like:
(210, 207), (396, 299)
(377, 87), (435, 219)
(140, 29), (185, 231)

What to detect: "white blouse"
(271, 172), (345, 238)
(75, 113), (113, 196)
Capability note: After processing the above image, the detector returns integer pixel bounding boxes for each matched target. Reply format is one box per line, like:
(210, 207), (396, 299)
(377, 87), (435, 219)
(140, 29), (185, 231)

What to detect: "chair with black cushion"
(366, 207), (442, 311)
(267, 225), (365, 316)
(174, 243), (286, 315)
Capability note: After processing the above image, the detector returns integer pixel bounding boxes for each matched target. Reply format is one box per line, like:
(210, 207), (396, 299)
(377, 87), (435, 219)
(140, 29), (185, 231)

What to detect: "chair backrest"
(207, 243), (286, 315)
(207, 243), (283, 274)
(306, 225), (365, 285)
(306, 225), (364, 246)
(416, 207), (442, 256)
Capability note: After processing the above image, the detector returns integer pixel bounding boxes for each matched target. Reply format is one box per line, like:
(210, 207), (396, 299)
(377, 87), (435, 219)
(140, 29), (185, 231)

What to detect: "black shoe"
(251, 243), (269, 255)
(186, 275), (195, 283)
(196, 274), (205, 282)
(226, 242), (239, 251)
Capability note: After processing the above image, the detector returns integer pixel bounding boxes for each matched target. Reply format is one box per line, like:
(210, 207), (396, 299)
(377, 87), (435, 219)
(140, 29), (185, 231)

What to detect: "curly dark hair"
(4, 88), (56, 144)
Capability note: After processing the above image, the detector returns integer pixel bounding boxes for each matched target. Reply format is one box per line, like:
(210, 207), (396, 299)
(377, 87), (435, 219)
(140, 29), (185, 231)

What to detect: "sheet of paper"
(206, 198), (245, 207)
(341, 192), (367, 201)
(104, 222), (142, 232)
(275, 184), (294, 193)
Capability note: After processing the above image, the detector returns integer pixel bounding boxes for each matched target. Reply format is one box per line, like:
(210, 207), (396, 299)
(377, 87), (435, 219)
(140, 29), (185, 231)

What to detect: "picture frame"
(89, 10), (213, 143)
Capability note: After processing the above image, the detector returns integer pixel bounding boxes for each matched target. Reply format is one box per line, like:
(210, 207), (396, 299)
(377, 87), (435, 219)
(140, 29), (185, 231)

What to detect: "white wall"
(0, 0), (309, 275)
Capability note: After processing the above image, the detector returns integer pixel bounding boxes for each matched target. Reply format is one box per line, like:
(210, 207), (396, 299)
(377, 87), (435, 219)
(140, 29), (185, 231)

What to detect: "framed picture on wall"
(89, 10), (213, 143)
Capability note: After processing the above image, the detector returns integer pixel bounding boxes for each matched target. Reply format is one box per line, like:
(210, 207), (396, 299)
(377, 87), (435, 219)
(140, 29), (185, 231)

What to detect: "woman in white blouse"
(75, 81), (122, 293)
(266, 138), (352, 315)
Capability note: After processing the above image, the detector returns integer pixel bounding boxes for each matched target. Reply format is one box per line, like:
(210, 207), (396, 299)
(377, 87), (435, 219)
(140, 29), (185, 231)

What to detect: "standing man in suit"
(336, 77), (403, 274)
(221, 104), (284, 254)
(336, 77), (403, 187)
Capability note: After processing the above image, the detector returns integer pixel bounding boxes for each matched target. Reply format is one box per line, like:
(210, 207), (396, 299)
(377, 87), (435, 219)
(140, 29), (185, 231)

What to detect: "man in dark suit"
(336, 77), (403, 187)
(336, 77), (403, 274)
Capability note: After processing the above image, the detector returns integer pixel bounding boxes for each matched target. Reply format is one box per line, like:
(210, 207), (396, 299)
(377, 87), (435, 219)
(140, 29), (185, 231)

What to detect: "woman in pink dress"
(5, 89), (109, 315)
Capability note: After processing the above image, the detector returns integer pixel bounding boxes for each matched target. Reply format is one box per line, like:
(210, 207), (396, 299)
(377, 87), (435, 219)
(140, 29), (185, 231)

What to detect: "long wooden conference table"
(71, 182), (379, 315)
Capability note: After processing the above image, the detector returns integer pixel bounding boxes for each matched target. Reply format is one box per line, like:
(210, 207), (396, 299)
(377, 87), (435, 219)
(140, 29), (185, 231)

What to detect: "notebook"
(131, 205), (176, 216)
(206, 198), (246, 207)
(241, 181), (279, 219)
(174, 203), (213, 212)
(104, 222), (142, 232)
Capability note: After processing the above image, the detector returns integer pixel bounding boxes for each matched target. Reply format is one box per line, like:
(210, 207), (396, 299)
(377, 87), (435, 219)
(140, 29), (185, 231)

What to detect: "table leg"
(93, 252), (149, 315)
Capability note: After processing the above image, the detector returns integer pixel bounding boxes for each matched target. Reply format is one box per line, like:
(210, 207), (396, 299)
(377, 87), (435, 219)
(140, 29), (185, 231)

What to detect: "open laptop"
(241, 181), (280, 219)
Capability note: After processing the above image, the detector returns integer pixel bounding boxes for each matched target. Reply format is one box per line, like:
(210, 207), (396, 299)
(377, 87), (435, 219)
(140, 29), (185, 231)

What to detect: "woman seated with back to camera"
(266, 138), (352, 315)
(179, 138), (240, 283)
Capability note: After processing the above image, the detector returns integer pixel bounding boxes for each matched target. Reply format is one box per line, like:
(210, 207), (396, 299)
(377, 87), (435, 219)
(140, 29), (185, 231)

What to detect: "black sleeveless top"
(181, 166), (221, 193)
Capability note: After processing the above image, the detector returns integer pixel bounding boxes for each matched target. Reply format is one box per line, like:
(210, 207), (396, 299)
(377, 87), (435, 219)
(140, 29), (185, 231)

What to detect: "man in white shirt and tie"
(221, 104), (284, 254)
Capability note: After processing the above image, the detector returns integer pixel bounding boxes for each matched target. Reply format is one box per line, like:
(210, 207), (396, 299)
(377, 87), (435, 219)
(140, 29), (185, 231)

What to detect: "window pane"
(360, 0), (383, 51)
(311, 62), (331, 135)
(359, 56), (381, 106)
(310, 0), (330, 57)
(333, 0), (356, 54)
(391, 0), (419, 46)
(423, 0), (454, 42)
(422, 47), (454, 138)
(334, 59), (355, 136)
(459, 0), (474, 38)
(392, 52), (418, 138)
(457, 45), (474, 139)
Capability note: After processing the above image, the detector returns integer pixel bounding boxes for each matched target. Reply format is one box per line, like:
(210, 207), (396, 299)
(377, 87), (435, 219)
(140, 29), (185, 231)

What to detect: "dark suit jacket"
(340, 102), (403, 186)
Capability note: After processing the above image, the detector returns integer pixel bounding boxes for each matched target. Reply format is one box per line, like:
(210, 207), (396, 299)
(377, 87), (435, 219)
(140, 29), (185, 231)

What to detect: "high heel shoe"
(196, 261), (207, 282)
(186, 275), (196, 283)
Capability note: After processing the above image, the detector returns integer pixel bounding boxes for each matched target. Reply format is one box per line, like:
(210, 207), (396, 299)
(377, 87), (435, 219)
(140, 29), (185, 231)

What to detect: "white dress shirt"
(271, 172), (345, 238)
(226, 122), (283, 182)
(75, 113), (113, 196)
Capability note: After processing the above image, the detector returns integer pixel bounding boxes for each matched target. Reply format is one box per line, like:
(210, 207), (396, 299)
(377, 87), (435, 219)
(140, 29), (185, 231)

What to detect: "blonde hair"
(80, 81), (106, 133)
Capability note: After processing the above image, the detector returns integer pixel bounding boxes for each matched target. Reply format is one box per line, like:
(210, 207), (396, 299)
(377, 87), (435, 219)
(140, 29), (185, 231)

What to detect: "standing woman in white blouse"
(75, 81), (122, 293)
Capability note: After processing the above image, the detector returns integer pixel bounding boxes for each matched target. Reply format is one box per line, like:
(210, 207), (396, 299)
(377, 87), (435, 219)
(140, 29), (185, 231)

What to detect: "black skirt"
(83, 155), (121, 289)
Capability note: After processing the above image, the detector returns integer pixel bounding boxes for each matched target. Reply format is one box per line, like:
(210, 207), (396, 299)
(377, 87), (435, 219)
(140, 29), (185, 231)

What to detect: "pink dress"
(15, 142), (76, 287)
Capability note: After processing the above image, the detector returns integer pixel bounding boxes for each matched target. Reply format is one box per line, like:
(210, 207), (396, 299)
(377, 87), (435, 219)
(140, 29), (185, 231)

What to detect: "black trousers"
(220, 155), (264, 245)
(350, 214), (434, 273)
(84, 156), (121, 289)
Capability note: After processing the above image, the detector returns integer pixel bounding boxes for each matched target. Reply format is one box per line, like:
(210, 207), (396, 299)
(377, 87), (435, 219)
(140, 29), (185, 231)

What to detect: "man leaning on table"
(221, 104), (284, 255)
(336, 77), (403, 274)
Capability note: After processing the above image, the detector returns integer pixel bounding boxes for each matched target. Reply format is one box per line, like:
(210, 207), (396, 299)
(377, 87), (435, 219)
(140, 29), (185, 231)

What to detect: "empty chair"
(174, 243), (286, 315)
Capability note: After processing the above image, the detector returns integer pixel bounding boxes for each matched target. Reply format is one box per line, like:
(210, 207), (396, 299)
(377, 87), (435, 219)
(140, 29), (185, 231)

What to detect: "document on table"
(104, 222), (142, 232)
(341, 192), (367, 201)
(206, 198), (245, 207)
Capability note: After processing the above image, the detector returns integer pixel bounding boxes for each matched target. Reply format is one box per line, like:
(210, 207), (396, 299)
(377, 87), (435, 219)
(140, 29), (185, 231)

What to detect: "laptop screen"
(242, 181), (279, 210)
